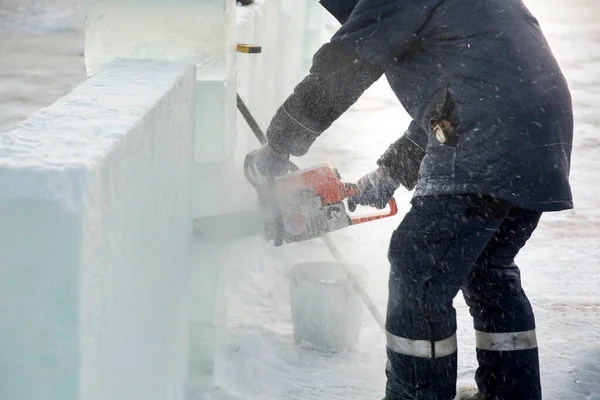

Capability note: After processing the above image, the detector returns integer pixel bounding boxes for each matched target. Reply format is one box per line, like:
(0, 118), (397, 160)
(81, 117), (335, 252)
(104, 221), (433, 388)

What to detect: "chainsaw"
(192, 94), (398, 246)
(244, 156), (398, 246)
(193, 161), (398, 246)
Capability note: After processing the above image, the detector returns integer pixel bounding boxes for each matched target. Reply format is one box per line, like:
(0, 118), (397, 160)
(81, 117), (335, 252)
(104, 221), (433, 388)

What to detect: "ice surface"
(188, 241), (230, 393)
(85, 0), (238, 164)
(0, 57), (196, 400)
(84, 0), (235, 78)
(193, 78), (237, 163)
(0, 0), (599, 399)
(85, 0), (242, 390)
(0, 58), (192, 213)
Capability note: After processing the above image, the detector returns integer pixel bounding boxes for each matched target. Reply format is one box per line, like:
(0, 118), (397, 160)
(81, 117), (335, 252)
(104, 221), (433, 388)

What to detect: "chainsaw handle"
(344, 183), (399, 225)
(350, 198), (398, 225)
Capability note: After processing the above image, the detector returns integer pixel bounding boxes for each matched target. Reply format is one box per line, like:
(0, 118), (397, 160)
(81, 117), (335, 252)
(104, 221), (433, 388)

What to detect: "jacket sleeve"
(377, 121), (428, 191)
(265, 41), (385, 156)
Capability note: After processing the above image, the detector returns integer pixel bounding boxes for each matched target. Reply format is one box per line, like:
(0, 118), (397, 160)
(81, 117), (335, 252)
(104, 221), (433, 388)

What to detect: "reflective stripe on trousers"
(386, 329), (536, 359)
(476, 329), (538, 351)
(386, 331), (457, 359)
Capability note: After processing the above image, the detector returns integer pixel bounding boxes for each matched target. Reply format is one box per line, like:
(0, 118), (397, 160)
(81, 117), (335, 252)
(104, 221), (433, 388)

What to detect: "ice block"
(0, 58), (196, 400)
(85, 0), (235, 78)
(85, 0), (237, 163)
(85, 0), (239, 390)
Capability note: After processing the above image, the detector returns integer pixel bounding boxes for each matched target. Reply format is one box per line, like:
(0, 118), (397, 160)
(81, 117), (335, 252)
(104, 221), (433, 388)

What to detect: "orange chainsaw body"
(261, 163), (398, 245)
(274, 164), (349, 205)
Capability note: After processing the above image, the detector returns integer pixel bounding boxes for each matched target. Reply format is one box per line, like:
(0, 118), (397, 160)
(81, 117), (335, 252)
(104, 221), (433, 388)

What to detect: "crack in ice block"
(0, 58), (196, 400)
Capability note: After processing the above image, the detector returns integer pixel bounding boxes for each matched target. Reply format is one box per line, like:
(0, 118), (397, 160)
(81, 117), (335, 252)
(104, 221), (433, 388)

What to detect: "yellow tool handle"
(236, 44), (262, 54)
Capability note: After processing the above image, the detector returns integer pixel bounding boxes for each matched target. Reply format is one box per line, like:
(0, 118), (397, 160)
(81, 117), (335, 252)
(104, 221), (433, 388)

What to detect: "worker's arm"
(346, 121), (427, 210)
(266, 41), (385, 156)
(266, 0), (440, 157)
(377, 121), (428, 190)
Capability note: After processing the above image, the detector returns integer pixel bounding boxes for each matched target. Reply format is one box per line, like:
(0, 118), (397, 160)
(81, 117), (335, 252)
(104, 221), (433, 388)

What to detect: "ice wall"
(85, 0), (235, 79)
(85, 0), (238, 165)
(85, 0), (238, 389)
(0, 58), (196, 400)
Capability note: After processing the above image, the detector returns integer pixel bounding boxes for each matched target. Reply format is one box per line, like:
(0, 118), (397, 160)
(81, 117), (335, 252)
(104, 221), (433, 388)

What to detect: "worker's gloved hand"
(245, 143), (290, 179)
(347, 167), (400, 212)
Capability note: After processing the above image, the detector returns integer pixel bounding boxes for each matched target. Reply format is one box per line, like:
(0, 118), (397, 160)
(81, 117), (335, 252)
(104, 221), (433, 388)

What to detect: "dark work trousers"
(384, 194), (542, 400)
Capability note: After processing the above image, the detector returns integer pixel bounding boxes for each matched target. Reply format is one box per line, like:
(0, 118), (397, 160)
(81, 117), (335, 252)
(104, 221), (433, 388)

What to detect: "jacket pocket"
(419, 134), (457, 179)
(418, 85), (460, 179)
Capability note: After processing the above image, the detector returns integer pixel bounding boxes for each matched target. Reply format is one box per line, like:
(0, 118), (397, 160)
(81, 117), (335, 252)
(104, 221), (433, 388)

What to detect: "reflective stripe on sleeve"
(386, 331), (457, 359)
(476, 329), (538, 351)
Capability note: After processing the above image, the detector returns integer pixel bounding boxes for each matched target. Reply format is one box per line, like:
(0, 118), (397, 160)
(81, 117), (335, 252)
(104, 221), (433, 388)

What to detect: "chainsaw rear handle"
(350, 198), (398, 225)
(344, 183), (399, 225)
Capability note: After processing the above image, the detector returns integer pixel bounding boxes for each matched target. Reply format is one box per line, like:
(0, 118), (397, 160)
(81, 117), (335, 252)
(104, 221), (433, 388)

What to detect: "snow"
(0, 0), (598, 399)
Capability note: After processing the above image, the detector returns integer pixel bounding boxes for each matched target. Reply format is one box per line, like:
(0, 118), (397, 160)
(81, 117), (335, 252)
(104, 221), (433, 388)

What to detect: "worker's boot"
(455, 386), (493, 400)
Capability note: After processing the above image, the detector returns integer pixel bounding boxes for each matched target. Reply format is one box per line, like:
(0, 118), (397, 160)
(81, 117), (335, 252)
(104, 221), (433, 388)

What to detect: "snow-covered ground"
(0, 0), (85, 134)
(1, 0), (598, 399)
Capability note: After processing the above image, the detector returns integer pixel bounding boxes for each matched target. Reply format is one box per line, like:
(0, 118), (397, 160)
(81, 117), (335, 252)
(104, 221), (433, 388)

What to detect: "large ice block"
(85, 0), (240, 390)
(85, 0), (235, 78)
(0, 58), (196, 400)
(85, 0), (237, 162)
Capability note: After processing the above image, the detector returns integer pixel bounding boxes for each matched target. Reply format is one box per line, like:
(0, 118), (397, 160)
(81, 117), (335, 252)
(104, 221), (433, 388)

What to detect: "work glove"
(245, 143), (290, 179)
(347, 167), (400, 212)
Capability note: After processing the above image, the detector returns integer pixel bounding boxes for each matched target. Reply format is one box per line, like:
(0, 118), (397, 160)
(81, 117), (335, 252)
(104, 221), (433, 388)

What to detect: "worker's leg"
(462, 208), (543, 400)
(384, 194), (512, 400)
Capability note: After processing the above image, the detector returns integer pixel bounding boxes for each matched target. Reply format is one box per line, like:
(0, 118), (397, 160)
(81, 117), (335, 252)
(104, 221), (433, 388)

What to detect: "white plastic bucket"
(288, 262), (367, 353)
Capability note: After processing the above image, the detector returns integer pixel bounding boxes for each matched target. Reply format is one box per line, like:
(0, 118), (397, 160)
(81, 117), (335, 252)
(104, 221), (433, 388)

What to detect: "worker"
(245, 0), (573, 399)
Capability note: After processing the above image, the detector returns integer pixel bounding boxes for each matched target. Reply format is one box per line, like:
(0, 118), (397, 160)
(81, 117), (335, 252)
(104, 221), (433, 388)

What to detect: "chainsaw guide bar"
(193, 209), (263, 242)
